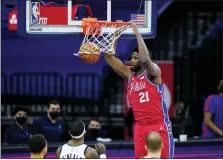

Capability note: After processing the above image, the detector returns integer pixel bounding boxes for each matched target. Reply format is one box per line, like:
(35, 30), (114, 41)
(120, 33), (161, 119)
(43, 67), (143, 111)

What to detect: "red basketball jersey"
(127, 71), (169, 124)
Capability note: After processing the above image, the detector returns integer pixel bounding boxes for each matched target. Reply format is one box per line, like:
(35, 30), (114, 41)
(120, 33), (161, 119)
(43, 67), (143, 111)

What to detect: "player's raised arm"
(104, 39), (131, 79)
(130, 22), (161, 77)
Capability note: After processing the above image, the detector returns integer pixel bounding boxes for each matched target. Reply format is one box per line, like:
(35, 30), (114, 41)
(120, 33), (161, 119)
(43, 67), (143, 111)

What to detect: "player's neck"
(144, 151), (161, 159)
(135, 70), (144, 77)
(68, 138), (84, 146)
(30, 153), (43, 159)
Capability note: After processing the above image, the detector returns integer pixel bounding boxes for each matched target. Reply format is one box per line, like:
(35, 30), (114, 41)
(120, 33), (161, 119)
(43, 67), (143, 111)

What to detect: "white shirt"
(60, 143), (88, 159)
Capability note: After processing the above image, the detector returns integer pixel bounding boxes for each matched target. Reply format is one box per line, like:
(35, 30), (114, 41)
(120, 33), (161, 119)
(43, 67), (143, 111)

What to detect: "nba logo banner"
(32, 2), (40, 24)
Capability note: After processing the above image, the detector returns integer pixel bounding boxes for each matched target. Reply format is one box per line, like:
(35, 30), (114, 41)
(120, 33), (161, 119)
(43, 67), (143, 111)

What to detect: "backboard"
(25, 0), (156, 39)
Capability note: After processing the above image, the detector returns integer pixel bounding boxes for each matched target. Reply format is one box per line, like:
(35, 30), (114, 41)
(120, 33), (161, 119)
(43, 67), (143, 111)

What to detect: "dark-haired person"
(32, 100), (65, 142)
(104, 22), (174, 158)
(3, 106), (30, 144)
(202, 80), (223, 138)
(56, 120), (107, 159)
(29, 134), (48, 159)
(85, 119), (110, 142)
(85, 119), (102, 141)
(142, 131), (163, 159)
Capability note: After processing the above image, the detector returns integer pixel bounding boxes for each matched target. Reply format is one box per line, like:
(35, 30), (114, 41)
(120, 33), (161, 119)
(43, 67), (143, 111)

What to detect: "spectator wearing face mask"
(171, 102), (187, 137)
(85, 119), (111, 142)
(31, 100), (65, 142)
(175, 102), (186, 120)
(3, 106), (30, 144)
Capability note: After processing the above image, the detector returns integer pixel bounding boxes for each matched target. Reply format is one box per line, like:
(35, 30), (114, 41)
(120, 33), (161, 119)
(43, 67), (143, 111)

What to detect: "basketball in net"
(74, 18), (130, 60)
(79, 42), (101, 63)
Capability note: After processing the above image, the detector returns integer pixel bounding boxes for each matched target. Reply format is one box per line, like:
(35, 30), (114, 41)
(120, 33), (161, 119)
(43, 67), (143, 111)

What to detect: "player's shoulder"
(128, 71), (136, 79)
(56, 145), (63, 158)
(152, 62), (161, 72)
(126, 70), (134, 80)
(153, 62), (160, 68)
(85, 146), (99, 158)
(56, 145), (62, 152)
(85, 146), (96, 153)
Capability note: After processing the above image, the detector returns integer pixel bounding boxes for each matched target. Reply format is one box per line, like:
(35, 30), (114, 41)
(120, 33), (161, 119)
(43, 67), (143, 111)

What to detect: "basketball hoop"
(74, 18), (130, 56)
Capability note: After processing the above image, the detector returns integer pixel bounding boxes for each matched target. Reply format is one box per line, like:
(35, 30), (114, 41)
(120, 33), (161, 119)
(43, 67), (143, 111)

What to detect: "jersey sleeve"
(204, 96), (215, 113)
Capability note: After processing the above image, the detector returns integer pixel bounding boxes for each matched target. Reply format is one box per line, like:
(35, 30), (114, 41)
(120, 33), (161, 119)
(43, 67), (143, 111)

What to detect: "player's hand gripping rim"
(106, 23), (130, 54)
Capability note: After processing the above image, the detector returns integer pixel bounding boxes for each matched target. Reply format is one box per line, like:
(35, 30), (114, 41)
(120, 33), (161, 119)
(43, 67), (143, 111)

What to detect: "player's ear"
(42, 146), (48, 157)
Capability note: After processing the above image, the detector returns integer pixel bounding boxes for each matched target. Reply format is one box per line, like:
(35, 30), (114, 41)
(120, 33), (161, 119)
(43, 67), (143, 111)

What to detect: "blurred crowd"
(3, 100), (111, 145)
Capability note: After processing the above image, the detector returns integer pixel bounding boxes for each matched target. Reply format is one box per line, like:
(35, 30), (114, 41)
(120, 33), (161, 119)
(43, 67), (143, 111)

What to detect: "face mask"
(16, 117), (27, 125)
(89, 128), (100, 137)
(49, 111), (59, 120)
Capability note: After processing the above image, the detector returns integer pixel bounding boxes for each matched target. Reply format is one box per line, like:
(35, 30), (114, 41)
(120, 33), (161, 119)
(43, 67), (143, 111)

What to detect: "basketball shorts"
(134, 122), (175, 159)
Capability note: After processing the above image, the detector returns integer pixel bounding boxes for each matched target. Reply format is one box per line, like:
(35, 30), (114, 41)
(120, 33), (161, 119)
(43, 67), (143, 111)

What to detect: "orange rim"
(82, 18), (130, 35)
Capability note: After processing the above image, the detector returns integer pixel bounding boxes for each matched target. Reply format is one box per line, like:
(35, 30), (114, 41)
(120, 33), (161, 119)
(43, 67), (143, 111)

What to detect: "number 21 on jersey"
(139, 92), (150, 103)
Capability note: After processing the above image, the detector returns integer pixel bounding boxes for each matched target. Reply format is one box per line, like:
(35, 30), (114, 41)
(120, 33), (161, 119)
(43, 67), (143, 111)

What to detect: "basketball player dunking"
(104, 22), (174, 158)
(56, 120), (106, 159)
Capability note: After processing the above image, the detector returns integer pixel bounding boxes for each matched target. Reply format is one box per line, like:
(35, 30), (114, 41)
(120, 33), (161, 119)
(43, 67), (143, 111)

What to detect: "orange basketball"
(79, 42), (101, 63)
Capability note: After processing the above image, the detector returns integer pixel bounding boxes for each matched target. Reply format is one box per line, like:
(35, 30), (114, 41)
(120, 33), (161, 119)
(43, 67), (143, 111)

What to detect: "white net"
(74, 21), (130, 56)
